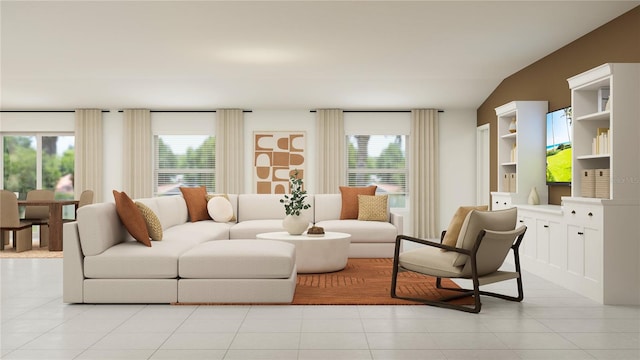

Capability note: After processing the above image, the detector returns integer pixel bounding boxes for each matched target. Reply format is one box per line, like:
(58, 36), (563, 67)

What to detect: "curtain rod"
(0, 110), (110, 113)
(117, 110), (252, 113)
(309, 110), (444, 113)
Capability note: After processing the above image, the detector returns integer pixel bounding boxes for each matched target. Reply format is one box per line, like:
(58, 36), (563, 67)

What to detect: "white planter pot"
(282, 215), (309, 235)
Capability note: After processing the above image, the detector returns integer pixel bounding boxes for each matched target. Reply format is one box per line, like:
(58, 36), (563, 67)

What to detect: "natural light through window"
(154, 135), (215, 196)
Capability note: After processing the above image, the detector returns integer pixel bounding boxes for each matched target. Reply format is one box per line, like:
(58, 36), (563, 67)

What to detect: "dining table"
(18, 199), (79, 251)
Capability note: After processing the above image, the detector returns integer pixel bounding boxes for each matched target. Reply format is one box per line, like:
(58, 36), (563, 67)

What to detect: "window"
(154, 135), (215, 196)
(347, 135), (407, 208)
(2, 133), (75, 218)
(2, 134), (75, 198)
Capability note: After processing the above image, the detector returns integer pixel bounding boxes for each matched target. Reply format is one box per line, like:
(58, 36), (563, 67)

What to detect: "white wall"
(1, 108), (479, 234)
(437, 109), (478, 233)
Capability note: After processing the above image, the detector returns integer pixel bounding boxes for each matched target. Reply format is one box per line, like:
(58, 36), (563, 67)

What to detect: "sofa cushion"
(164, 220), (231, 243)
(314, 194), (341, 222)
(136, 202), (163, 241)
(339, 185), (377, 219)
(180, 186), (211, 222)
(136, 196), (188, 230)
(207, 196), (234, 222)
(357, 194), (388, 221)
(113, 190), (151, 247)
(315, 219), (397, 243)
(179, 240), (295, 279)
(84, 237), (199, 278)
(237, 194), (286, 221)
(77, 202), (126, 256)
(229, 219), (287, 239)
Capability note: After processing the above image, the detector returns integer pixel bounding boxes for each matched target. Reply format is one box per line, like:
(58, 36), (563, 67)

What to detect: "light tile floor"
(1, 259), (639, 359)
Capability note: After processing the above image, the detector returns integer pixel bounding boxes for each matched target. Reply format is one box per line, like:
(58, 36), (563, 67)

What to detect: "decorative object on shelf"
(508, 118), (517, 133)
(527, 187), (540, 205)
(502, 173), (510, 192)
(598, 87), (610, 112)
(605, 96), (611, 111)
(509, 173), (517, 193)
(280, 169), (311, 235)
(595, 169), (610, 199)
(581, 169), (596, 198)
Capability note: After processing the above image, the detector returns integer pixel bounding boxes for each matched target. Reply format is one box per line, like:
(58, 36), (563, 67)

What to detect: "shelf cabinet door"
(518, 214), (536, 259)
(548, 219), (567, 270)
(566, 224), (602, 283)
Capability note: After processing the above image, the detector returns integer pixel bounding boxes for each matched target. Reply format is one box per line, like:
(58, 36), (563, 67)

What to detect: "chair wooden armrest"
(395, 234), (471, 255)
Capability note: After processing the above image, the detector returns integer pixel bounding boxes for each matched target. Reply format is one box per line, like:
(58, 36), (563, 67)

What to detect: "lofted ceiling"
(1, 0), (638, 111)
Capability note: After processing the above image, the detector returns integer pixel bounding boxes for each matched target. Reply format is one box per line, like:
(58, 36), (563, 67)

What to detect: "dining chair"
(22, 189), (54, 248)
(65, 189), (94, 222)
(391, 207), (527, 313)
(1, 190), (34, 252)
(78, 189), (94, 208)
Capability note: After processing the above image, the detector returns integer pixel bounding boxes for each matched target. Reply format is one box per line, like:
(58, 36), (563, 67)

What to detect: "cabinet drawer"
(492, 194), (513, 210)
(564, 204), (602, 225)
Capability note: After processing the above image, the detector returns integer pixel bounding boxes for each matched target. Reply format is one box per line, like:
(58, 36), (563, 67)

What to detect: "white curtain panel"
(410, 109), (439, 238)
(74, 109), (103, 203)
(316, 109), (345, 193)
(215, 109), (244, 194)
(123, 109), (152, 199)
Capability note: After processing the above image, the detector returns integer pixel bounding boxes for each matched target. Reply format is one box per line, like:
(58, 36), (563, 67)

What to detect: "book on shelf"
(592, 128), (610, 155)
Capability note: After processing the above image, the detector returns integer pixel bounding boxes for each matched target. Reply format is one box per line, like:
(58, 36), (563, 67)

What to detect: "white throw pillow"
(207, 196), (234, 222)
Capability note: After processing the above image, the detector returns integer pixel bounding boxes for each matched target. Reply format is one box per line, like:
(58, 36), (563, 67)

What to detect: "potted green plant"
(280, 170), (311, 235)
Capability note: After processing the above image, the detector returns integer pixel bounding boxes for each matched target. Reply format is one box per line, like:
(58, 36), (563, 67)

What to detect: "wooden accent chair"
(1, 190), (34, 252)
(391, 207), (527, 313)
(22, 189), (54, 248)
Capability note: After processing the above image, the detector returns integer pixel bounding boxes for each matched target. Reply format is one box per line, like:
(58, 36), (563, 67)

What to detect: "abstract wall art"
(253, 131), (306, 194)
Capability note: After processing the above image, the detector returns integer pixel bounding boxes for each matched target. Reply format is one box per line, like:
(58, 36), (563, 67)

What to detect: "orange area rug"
(292, 258), (473, 305)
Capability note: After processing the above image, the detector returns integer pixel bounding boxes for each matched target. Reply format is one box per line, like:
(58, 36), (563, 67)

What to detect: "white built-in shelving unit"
(511, 63), (640, 305)
(491, 101), (548, 210)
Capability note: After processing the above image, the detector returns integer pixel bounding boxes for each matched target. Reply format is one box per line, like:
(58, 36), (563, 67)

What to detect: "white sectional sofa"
(63, 193), (403, 304)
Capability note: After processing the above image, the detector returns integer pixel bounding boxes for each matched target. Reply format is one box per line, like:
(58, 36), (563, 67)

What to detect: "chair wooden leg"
(39, 225), (49, 248)
(15, 228), (33, 253)
(0, 230), (6, 250)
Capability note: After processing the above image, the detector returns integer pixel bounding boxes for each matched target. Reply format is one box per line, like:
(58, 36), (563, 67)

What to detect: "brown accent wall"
(477, 6), (640, 204)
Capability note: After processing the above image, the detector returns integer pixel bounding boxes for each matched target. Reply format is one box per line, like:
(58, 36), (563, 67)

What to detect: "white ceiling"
(1, 1), (638, 111)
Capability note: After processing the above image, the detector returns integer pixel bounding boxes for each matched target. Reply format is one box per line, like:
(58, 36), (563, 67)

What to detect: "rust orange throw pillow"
(180, 186), (211, 222)
(112, 190), (151, 247)
(339, 185), (377, 219)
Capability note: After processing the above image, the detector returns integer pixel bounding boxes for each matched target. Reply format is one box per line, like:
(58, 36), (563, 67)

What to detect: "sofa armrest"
(63, 221), (84, 303)
(390, 211), (403, 234)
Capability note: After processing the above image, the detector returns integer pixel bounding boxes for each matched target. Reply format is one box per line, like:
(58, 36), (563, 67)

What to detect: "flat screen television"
(546, 106), (572, 185)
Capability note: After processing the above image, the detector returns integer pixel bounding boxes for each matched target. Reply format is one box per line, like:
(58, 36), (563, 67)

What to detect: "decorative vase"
(282, 214), (309, 235)
(508, 118), (517, 133)
(528, 187), (540, 205)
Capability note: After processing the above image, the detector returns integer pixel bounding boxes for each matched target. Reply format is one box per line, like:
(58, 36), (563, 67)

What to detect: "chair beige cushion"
(136, 202), (163, 241)
(452, 208), (517, 267)
(339, 185), (377, 220)
(441, 205), (488, 249)
(357, 195), (388, 221)
(399, 246), (463, 278)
